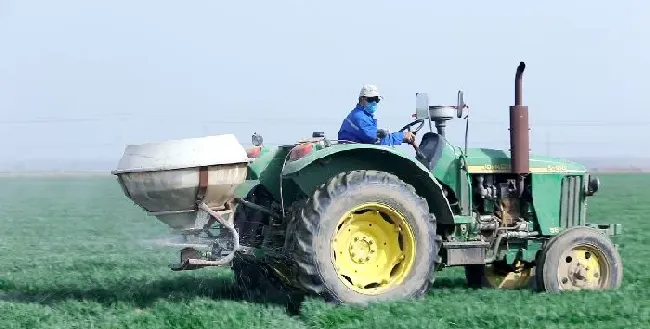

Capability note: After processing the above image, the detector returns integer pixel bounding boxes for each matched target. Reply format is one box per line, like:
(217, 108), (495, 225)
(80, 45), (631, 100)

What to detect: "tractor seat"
(417, 132), (444, 170)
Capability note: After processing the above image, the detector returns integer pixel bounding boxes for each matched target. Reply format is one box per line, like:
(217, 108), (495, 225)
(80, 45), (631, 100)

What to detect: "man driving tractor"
(338, 84), (417, 146)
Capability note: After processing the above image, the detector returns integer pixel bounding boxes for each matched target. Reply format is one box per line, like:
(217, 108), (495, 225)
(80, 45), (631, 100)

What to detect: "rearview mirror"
(456, 90), (468, 118)
(252, 132), (264, 146)
(415, 93), (430, 120)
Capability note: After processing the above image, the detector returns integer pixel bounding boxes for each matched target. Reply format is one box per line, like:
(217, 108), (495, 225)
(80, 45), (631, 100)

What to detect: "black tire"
(285, 170), (442, 305)
(535, 226), (623, 292)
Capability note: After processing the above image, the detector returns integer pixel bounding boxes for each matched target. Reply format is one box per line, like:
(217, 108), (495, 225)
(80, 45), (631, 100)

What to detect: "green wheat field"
(0, 173), (648, 329)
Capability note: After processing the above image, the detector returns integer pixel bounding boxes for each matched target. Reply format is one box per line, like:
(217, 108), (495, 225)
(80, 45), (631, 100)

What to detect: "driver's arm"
(355, 114), (406, 145)
(378, 131), (406, 146)
(390, 131), (407, 144)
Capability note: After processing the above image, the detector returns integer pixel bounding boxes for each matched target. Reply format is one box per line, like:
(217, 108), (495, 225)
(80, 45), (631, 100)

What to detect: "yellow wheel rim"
(484, 261), (534, 289)
(330, 202), (416, 295)
(557, 244), (610, 290)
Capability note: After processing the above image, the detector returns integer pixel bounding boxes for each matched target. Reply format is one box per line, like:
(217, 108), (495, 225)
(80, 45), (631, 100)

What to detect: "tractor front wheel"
(285, 170), (441, 305)
(535, 226), (623, 292)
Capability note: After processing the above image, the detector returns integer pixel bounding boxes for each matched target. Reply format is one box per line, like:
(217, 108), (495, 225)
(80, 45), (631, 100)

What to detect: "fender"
(281, 144), (455, 224)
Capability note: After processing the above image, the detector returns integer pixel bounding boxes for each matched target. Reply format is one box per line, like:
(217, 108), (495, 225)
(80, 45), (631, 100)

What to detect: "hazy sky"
(1, 0), (648, 165)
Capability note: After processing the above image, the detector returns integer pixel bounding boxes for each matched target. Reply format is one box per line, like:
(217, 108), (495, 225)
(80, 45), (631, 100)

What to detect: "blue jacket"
(337, 105), (405, 145)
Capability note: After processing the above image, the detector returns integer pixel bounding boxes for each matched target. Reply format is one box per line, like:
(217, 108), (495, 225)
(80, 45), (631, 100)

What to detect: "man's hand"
(403, 131), (416, 144)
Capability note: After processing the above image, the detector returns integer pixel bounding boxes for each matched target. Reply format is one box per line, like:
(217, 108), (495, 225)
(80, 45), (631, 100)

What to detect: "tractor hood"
(463, 147), (587, 174)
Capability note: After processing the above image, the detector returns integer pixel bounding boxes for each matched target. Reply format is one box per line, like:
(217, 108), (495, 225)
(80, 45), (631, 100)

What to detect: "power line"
(2, 116), (650, 127)
(0, 140), (631, 150)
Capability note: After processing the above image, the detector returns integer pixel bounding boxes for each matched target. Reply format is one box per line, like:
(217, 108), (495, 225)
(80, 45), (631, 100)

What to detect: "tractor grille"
(559, 175), (585, 228)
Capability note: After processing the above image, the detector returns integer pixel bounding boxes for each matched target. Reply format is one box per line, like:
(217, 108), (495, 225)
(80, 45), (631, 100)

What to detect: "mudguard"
(280, 144), (455, 224)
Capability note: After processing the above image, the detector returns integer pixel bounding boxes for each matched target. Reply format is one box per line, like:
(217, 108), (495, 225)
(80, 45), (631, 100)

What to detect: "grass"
(0, 173), (648, 329)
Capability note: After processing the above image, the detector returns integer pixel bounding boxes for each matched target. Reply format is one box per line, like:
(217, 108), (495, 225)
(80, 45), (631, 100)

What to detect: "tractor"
(112, 62), (623, 305)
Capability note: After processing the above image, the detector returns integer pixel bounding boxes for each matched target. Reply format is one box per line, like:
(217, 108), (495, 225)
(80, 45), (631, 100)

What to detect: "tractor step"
(169, 247), (233, 271)
(170, 258), (232, 271)
(585, 223), (623, 236)
(442, 241), (490, 266)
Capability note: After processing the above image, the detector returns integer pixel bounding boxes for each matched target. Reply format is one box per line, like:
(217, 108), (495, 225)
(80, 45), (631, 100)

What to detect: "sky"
(0, 0), (648, 169)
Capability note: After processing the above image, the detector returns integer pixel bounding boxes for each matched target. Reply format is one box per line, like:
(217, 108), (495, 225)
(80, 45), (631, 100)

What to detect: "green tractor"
(112, 62), (623, 305)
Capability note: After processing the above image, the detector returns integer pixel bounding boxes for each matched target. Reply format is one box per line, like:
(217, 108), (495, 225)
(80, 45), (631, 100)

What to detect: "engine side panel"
(531, 173), (586, 235)
(559, 174), (586, 228)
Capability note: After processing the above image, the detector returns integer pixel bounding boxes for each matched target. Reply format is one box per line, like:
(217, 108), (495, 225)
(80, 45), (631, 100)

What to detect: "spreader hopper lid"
(112, 134), (248, 174)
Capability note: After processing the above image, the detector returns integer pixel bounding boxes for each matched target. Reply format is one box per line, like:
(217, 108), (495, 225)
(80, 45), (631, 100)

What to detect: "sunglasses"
(365, 96), (381, 103)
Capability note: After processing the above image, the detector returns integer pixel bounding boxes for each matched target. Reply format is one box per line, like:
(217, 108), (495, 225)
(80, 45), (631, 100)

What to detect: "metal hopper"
(111, 134), (249, 269)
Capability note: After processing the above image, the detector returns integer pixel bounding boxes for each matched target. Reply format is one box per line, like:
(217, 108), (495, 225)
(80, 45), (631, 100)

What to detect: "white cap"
(359, 84), (382, 98)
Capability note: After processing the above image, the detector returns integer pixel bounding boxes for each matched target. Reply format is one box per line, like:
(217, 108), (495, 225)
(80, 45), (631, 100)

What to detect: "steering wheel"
(397, 118), (427, 160)
(399, 118), (425, 133)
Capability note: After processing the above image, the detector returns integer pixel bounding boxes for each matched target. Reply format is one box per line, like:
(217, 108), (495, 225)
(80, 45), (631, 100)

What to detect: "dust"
(138, 234), (214, 251)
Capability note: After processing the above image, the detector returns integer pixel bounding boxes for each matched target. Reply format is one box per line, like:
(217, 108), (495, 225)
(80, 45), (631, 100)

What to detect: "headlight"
(586, 174), (600, 196)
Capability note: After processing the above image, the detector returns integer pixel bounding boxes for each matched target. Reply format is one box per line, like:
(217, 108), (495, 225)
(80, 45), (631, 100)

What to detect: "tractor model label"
(467, 163), (574, 173)
(467, 163), (511, 173)
(484, 163), (510, 172)
(545, 164), (568, 172)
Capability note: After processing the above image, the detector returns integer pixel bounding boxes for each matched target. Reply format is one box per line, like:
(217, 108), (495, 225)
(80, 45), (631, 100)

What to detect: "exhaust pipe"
(509, 62), (529, 174)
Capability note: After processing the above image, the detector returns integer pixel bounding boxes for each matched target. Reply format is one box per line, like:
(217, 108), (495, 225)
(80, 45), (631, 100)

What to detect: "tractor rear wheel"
(535, 226), (623, 292)
(285, 170), (441, 305)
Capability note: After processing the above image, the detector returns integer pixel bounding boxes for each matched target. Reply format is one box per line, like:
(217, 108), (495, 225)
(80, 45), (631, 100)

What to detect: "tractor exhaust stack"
(510, 62), (529, 174)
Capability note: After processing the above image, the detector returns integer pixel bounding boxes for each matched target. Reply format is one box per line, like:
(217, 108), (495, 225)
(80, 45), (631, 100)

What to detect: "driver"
(337, 84), (416, 146)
